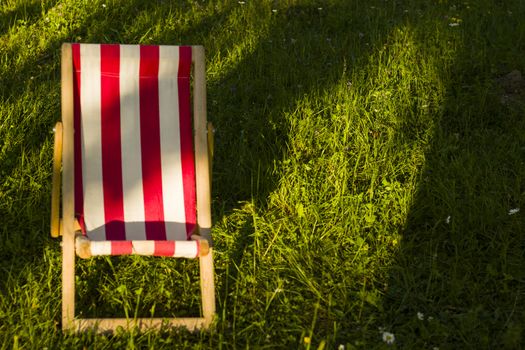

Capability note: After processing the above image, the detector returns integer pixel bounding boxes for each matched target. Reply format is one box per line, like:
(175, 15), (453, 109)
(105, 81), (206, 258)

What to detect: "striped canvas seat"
(71, 44), (201, 258)
(52, 43), (215, 332)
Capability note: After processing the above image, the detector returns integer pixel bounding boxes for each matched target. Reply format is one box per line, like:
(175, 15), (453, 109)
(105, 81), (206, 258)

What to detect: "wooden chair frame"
(52, 43), (215, 332)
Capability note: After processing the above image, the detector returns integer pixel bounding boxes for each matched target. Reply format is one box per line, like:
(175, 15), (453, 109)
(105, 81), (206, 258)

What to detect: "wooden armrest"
(59, 219), (82, 236)
(50, 122), (63, 238)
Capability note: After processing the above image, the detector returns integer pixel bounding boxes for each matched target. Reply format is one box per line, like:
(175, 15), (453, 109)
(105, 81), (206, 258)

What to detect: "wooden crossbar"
(73, 317), (207, 333)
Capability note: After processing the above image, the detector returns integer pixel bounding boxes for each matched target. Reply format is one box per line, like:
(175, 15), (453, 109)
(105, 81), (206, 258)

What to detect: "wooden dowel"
(75, 237), (209, 259)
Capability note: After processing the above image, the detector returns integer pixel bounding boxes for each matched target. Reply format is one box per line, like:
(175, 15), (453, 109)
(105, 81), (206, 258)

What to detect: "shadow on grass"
(0, 0), (47, 36)
(382, 2), (525, 348)
(205, 3), (413, 336)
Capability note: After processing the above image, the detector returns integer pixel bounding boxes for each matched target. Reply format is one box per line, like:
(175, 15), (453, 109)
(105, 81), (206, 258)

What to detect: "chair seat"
(73, 44), (196, 243)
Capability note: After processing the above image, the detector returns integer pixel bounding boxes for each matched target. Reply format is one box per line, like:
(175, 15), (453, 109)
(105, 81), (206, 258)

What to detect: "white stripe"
(132, 240), (155, 255)
(119, 45), (146, 240)
(175, 241), (198, 258)
(80, 44), (106, 240)
(90, 241), (112, 256)
(158, 46), (186, 240)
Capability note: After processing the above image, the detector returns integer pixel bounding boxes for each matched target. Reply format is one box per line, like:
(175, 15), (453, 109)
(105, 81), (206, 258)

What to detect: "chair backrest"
(71, 44), (196, 242)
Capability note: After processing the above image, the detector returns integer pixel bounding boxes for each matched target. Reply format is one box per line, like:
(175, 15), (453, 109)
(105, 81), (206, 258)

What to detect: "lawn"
(1, 0), (524, 348)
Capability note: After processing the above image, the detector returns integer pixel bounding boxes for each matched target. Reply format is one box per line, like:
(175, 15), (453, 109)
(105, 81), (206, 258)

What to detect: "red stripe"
(154, 241), (175, 256)
(100, 44), (125, 240)
(139, 46), (166, 240)
(72, 44), (85, 233)
(111, 241), (133, 255)
(178, 46), (196, 238)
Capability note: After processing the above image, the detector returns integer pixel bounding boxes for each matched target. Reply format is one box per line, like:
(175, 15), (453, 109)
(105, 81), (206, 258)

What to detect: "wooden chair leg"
(200, 248), (215, 327)
(61, 43), (76, 331)
(62, 232), (76, 330)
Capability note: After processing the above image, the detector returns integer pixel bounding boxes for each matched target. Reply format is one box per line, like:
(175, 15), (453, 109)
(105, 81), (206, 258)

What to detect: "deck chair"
(50, 43), (215, 332)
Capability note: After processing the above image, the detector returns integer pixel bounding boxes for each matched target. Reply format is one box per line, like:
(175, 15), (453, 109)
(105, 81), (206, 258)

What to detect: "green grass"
(1, 0), (525, 348)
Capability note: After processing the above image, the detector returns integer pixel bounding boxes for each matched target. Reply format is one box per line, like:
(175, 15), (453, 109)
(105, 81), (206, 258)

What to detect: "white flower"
(508, 208), (520, 215)
(382, 331), (395, 345)
(238, 1), (245, 4)
(417, 312), (425, 320)
(102, 3), (106, 8)
(446, 215), (451, 224)
(338, 345), (345, 350)
(448, 22), (460, 27)
(272, 9), (277, 13)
